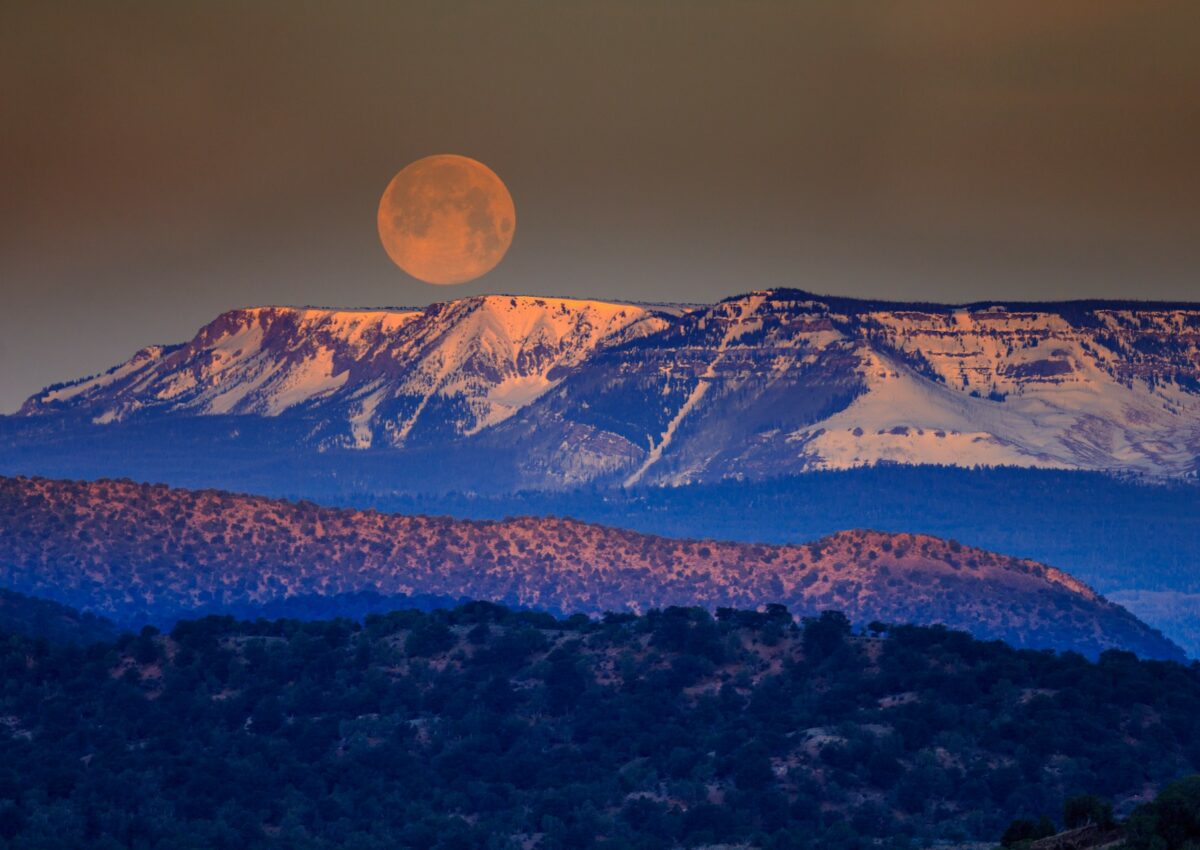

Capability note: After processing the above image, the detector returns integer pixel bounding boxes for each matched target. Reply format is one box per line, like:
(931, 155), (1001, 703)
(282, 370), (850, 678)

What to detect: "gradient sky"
(2, 1), (1198, 411)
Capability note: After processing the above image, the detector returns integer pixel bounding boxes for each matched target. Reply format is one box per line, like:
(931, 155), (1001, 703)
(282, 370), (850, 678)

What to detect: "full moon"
(377, 154), (516, 285)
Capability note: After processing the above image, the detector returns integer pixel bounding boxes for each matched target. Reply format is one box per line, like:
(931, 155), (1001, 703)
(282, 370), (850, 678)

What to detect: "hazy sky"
(2, 1), (1198, 411)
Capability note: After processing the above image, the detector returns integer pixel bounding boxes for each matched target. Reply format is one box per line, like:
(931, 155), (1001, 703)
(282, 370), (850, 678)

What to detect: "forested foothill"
(999, 776), (1200, 850)
(0, 600), (1197, 849)
(0, 475), (1182, 661)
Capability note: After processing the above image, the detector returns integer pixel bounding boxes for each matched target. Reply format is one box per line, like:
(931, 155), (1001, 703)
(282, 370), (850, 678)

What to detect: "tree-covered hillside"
(0, 475), (1182, 660)
(358, 467), (1200, 599)
(0, 602), (1197, 850)
(353, 467), (1200, 656)
(0, 587), (118, 645)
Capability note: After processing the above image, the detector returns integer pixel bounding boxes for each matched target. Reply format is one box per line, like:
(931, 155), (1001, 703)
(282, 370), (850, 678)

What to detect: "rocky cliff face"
(14, 289), (1200, 486)
(0, 475), (1184, 660)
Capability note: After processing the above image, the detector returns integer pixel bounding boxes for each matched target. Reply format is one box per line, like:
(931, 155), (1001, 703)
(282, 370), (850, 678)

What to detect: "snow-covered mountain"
(13, 289), (1200, 488)
(21, 296), (669, 449)
(481, 290), (1200, 486)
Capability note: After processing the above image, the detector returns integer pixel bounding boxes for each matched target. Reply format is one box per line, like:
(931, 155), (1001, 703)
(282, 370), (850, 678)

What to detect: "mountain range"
(8, 289), (1200, 491)
(0, 475), (1183, 660)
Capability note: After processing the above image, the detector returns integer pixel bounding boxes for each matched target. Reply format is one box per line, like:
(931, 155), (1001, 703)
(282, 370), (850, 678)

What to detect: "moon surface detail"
(377, 154), (516, 285)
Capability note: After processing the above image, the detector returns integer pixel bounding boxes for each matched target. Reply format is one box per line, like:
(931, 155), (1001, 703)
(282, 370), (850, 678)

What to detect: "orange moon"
(377, 154), (516, 285)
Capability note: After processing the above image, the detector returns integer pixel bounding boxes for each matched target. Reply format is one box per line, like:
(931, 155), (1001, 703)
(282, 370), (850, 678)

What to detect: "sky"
(2, 1), (1198, 411)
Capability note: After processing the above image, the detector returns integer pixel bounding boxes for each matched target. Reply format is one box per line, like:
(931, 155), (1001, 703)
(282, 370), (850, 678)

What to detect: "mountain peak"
(19, 295), (668, 447)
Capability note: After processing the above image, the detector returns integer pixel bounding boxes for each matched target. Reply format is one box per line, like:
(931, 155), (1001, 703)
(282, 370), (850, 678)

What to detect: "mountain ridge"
(11, 288), (1200, 486)
(19, 295), (671, 444)
(0, 475), (1183, 660)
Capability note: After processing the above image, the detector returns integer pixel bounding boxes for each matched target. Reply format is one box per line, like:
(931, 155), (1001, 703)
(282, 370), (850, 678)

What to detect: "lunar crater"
(378, 154), (516, 285)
